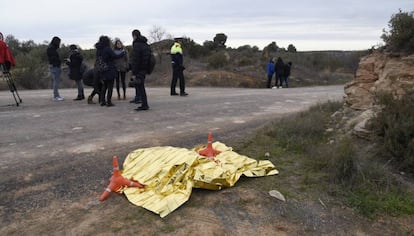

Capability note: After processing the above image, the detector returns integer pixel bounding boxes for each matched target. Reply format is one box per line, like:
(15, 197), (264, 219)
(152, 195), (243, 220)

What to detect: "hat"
(174, 37), (184, 42)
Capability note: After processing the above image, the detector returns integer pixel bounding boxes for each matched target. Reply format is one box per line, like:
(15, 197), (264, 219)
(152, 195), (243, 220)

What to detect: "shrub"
(371, 92), (414, 174)
(237, 56), (254, 67)
(207, 52), (228, 69)
(326, 138), (358, 186)
(381, 10), (414, 53)
(13, 46), (51, 89)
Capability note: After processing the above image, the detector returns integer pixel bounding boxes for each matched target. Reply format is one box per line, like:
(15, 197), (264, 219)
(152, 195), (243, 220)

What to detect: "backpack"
(80, 62), (88, 76)
(146, 45), (156, 75)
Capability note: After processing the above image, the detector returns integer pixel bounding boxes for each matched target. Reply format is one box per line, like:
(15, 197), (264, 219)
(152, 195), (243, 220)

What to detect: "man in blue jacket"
(266, 59), (275, 88)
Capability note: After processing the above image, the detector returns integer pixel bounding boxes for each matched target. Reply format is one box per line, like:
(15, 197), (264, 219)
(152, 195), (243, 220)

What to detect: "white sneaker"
(271, 86), (277, 89)
(53, 96), (64, 101)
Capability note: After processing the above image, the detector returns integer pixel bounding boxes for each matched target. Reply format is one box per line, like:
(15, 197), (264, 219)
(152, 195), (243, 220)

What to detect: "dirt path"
(2, 86), (402, 235)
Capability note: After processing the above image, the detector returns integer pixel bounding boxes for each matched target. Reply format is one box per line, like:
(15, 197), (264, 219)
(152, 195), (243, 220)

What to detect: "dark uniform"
(170, 41), (188, 96)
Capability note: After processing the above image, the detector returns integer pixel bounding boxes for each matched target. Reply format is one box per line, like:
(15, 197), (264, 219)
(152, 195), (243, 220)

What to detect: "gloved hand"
(128, 79), (135, 88)
(131, 75), (141, 85)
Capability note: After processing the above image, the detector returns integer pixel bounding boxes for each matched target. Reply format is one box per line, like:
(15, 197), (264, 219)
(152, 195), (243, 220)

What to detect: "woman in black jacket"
(275, 57), (285, 88)
(95, 36), (125, 107)
(66, 44), (85, 100)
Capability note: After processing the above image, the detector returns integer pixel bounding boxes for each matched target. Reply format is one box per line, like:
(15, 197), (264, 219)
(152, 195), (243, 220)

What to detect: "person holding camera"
(65, 44), (85, 100)
(0, 32), (16, 72)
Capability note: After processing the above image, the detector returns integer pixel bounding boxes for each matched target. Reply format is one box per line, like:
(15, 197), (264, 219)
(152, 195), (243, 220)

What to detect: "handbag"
(95, 56), (108, 73)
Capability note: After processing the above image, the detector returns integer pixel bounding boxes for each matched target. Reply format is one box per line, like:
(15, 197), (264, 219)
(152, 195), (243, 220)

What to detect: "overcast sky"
(1, 0), (412, 51)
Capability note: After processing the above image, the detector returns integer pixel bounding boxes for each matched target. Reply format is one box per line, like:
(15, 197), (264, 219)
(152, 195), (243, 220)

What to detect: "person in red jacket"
(0, 32), (16, 72)
(1, 32), (22, 106)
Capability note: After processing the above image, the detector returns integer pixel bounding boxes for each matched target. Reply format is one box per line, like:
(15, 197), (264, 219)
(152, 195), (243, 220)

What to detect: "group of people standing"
(45, 30), (150, 111)
(266, 57), (292, 89)
(46, 35), (132, 106)
(45, 31), (188, 111)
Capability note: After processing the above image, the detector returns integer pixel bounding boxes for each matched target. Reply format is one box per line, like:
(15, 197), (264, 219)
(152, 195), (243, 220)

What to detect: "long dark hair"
(98, 35), (111, 48)
(132, 29), (141, 38)
(50, 36), (61, 48)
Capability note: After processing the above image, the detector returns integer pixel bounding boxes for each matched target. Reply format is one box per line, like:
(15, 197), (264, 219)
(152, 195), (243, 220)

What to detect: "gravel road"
(0, 86), (344, 167)
(0, 85), (345, 234)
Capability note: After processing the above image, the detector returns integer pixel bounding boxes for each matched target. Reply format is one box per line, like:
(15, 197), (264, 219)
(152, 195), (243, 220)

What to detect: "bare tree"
(149, 25), (167, 64)
(148, 25), (166, 43)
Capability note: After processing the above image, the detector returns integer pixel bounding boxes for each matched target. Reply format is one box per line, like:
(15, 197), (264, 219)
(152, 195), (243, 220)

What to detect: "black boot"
(74, 95), (85, 101)
(87, 95), (95, 104)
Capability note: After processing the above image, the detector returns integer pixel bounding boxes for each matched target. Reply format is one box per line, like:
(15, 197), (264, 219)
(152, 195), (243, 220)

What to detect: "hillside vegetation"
(2, 9), (413, 91)
(1, 35), (367, 90)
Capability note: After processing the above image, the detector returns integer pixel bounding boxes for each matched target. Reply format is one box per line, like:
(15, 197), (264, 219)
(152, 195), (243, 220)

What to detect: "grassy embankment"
(235, 99), (414, 218)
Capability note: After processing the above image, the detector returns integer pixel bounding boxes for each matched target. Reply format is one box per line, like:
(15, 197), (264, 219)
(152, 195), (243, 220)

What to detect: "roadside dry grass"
(233, 100), (414, 220)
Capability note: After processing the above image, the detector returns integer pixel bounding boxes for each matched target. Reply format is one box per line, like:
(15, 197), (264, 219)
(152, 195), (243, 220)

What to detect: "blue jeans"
(75, 79), (84, 97)
(275, 72), (283, 88)
(267, 74), (274, 88)
(50, 66), (61, 97)
(133, 83), (141, 101)
(284, 76), (289, 88)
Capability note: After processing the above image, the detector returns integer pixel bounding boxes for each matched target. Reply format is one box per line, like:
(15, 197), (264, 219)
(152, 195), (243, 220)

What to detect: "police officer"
(170, 38), (188, 96)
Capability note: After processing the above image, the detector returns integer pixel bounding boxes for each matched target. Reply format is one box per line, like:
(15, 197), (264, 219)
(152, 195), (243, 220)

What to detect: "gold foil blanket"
(121, 142), (278, 218)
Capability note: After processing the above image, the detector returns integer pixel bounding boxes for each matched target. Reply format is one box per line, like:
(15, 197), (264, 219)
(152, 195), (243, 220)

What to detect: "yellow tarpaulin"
(121, 142), (278, 218)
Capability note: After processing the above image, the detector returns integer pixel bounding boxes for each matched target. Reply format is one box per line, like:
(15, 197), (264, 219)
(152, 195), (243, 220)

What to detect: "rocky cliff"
(345, 52), (414, 110)
(342, 52), (414, 138)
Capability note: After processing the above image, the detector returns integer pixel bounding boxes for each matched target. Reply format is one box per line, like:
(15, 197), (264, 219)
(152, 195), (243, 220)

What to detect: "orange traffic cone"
(198, 132), (221, 158)
(99, 156), (146, 201)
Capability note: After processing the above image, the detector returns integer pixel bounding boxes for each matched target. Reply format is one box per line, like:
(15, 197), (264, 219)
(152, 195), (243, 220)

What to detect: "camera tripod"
(1, 65), (22, 106)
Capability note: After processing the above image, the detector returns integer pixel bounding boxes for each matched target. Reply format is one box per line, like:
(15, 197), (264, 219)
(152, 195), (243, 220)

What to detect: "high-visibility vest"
(170, 42), (182, 54)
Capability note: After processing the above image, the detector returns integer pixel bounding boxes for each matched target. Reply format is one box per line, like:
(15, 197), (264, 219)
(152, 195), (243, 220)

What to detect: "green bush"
(207, 52), (228, 69)
(327, 138), (358, 186)
(371, 92), (414, 174)
(381, 10), (414, 53)
(182, 37), (209, 58)
(237, 56), (254, 67)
